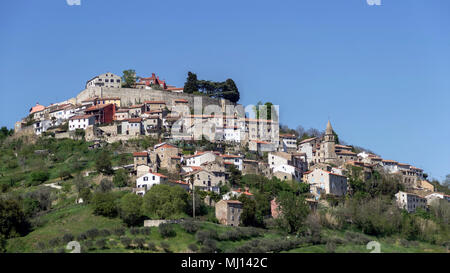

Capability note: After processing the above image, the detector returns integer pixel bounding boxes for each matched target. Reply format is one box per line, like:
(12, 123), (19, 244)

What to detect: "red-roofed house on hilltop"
(134, 73), (184, 92)
(85, 103), (115, 124)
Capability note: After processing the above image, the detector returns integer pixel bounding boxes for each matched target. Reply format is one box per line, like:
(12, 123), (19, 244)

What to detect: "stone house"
(215, 200), (243, 226)
(114, 109), (129, 121)
(304, 168), (348, 197)
(133, 151), (149, 170)
(153, 143), (180, 172)
(182, 168), (223, 193)
(144, 100), (166, 112)
(121, 118), (143, 136)
(128, 104), (144, 118)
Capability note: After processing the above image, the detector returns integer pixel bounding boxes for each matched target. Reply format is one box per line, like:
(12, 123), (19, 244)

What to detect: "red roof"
(168, 180), (189, 185)
(69, 114), (94, 120)
(133, 152), (148, 157)
(152, 173), (168, 178)
(125, 118), (142, 123)
(86, 103), (114, 111)
(144, 101), (166, 104)
(155, 143), (177, 149)
(29, 103), (45, 114)
(174, 99), (188, 103)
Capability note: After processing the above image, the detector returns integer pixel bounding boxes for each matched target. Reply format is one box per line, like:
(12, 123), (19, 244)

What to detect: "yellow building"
(97, 97), (121, 108)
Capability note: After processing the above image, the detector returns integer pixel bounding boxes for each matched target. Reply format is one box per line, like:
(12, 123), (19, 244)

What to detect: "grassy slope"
(6, 204), (125, 253)
(8, 201), (447, 253)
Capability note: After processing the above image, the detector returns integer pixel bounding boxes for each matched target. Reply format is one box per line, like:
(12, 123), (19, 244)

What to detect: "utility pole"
(190, 174), (195, 219)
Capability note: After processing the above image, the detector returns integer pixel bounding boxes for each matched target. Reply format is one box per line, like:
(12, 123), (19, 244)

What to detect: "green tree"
(221, 78), (240, 103)
(184, 71), (198, 94)
(142, 184), (188, 219)
(228, 165), (242, 186)
(122, 69), (136, 88)
(95, 150), (113, 175)
(98, 178), (114, 193)
(113, 169), (129, 188)
(238, 194), (260, 227)
(275, 191), (310, 234)
(91, 192), (117, 217)
(119, 193), (143, 226)
(0, 199), (31, 238)
(30, 170), (50, 184)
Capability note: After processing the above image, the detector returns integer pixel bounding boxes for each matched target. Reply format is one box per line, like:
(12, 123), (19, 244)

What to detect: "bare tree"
(296, 125), (306, 138)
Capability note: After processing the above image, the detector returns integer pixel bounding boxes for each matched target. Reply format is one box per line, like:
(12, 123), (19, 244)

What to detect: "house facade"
(215, 200), (243, 226)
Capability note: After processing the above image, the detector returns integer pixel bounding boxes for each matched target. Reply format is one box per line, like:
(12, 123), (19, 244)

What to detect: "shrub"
(147, 241), (156, 251)
(85, 228), (100, 240)
(199, 239), (218, 253)
(140, 227), (151, 235)
(133, 238), (145, 249)
(100, 229), (111, 237)
(181, 220), (199, 234)
(76, 233), (87, 241)
(195, 230), (218, 244)
(158, 223), (176, 238)
(160, 242), (171, 253)
(48, 237), (61, 247)
(84, 240), (94, 250)
(113, 227), (125, 236)
(121, 237), (132, 249)
(326, 241), (336, 253)
(30, 170), (50, 184)
(95, 238), (107, 249)
(130, 227), (140, 235)
(188, 243), (198, 252)
(344, 231), (371, 245)
(62, 233), (74, 243)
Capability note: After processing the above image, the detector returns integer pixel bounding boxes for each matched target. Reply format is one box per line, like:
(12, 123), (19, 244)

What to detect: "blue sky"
(0, 0), (449, 181)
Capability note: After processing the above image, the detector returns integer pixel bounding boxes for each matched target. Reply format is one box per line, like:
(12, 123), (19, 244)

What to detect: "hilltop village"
(13, 71), (449, 226)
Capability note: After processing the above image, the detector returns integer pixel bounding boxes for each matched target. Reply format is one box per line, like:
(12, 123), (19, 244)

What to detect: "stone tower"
(322, 120), (336, 163)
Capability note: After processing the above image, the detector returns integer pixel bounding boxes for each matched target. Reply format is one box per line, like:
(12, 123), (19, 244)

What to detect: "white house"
(273, 164), (302, 182)
(382, 160), (399, 173)
(69, 115), (95, 131)
(425, 192), (450, 205)
(279, 134), (297, 152)
(222, 188), (253, 200)
(33, 120), (52, 135)
(86, 72), (122, 89)
(49, 104), (76, 121)
(395, 191), (427, 213)
(223, 126), (242, 142)
(184, 151), (219, 167)
(135, 173), (168, 196)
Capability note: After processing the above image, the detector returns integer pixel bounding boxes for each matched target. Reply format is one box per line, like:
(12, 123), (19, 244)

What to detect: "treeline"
(183, 72), (240, 103)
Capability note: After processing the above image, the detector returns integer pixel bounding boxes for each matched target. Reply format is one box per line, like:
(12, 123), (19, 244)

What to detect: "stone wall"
(75, 87), (235, 111)
(143, 219), (184, 227)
